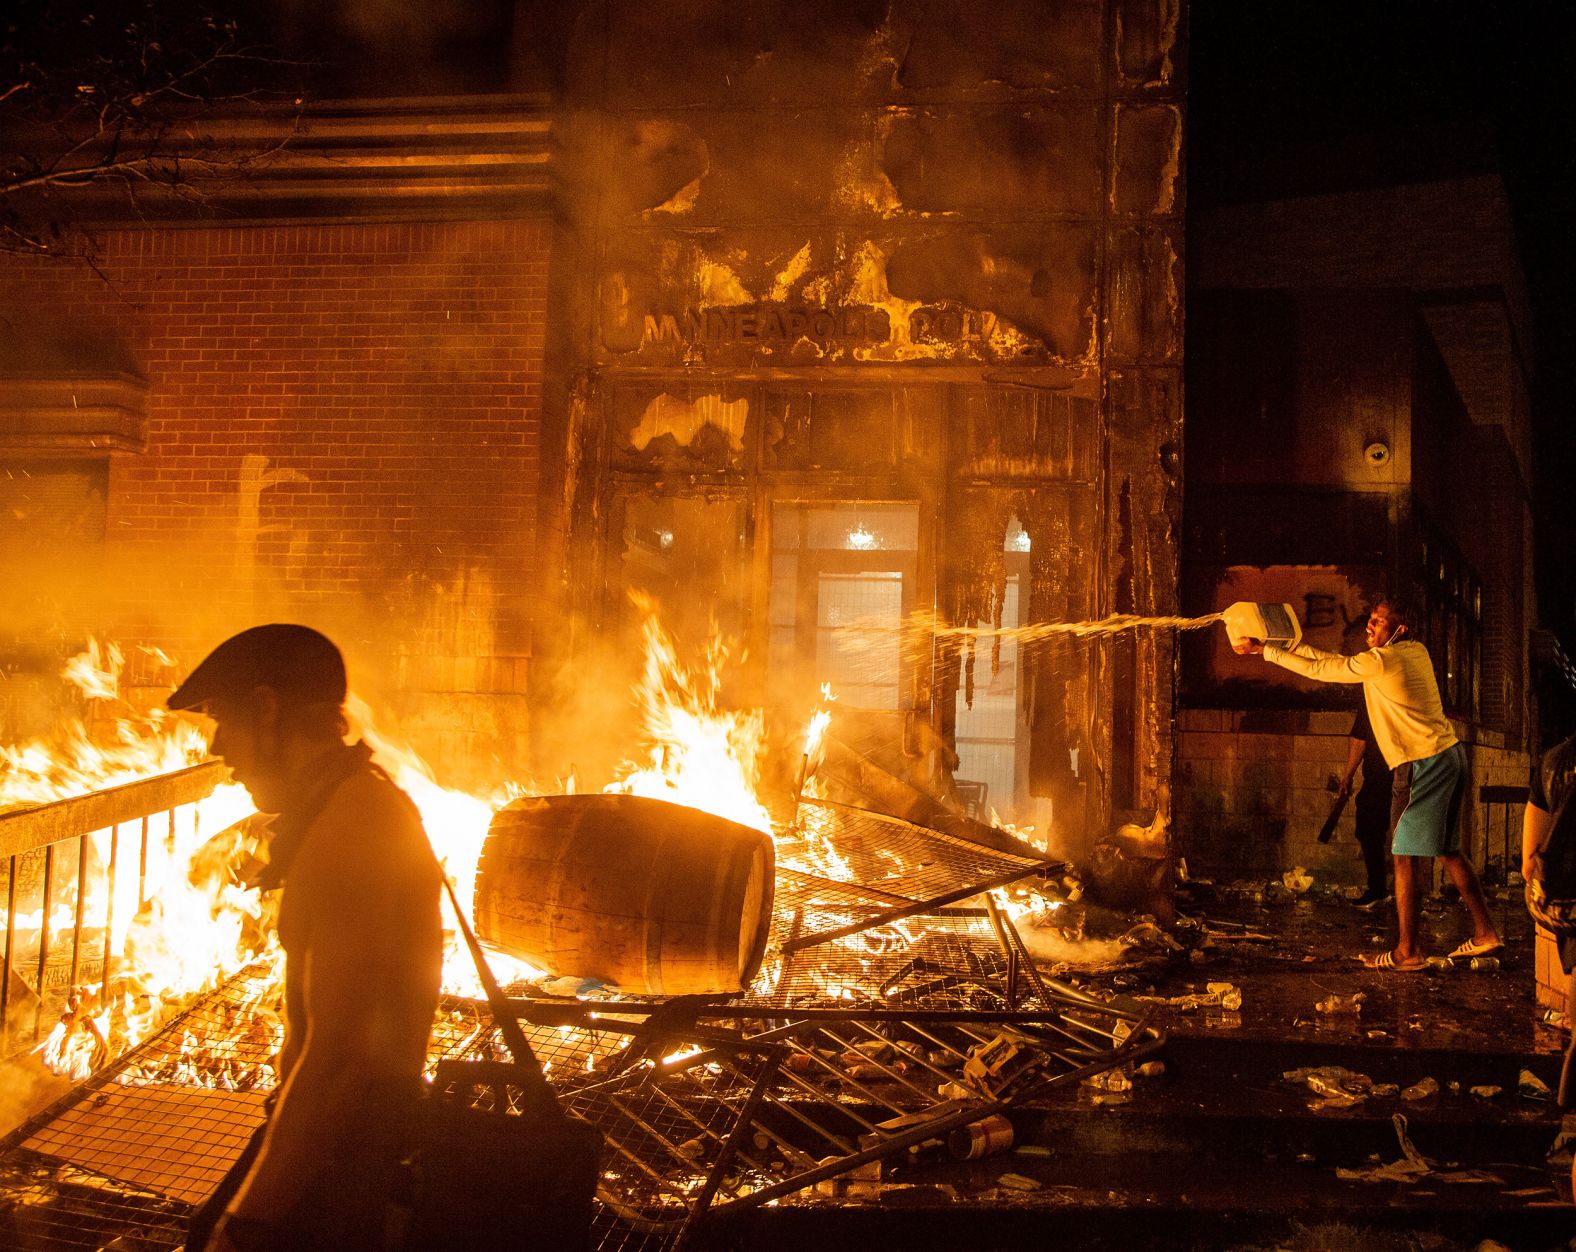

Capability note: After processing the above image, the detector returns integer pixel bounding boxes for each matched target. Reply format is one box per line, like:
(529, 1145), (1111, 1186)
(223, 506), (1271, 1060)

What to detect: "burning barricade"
(0, 617), (1163, 1252)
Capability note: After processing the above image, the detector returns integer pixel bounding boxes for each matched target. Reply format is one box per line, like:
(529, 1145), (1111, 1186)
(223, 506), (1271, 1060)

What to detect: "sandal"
(1447, 938), (1504, 960)
(1362, 949), (1425, 972)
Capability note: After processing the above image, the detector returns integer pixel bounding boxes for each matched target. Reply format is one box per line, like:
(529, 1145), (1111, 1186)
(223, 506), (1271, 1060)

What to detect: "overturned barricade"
(0, 781), (1162, 1252)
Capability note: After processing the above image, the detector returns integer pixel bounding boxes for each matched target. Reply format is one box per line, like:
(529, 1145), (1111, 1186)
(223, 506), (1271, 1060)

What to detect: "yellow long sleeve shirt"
(1261, 638), (1456, 769)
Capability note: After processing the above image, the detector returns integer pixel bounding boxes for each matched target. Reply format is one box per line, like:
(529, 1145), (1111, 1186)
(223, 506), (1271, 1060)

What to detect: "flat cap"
(167, 624), (347, 711)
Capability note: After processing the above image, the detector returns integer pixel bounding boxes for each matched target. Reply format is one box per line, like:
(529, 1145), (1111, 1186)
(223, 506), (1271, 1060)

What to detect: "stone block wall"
(1179, 710), (1532, 886)
(1176, 709), (1358, 882)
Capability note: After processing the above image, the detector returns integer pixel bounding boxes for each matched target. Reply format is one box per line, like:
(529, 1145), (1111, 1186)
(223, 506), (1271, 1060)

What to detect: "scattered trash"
(1285, 1066), (1376, 1110)
(1435, 1169), (1506, 1185)
(1315, 992), (1365, 1015)
(538, 974), (604, 997)
(996, 1172), (1042, 1192)
(963, 1032), (1046, 1099)
(1134, 1060), (1165, 1079)
(1401, 1077), (1439, 1101)
(1335, 1114), (1433, 1183)
(1519, 1069), (1553, 1101)
(1423, 956), (1451, 970)
(1282, 867), (1314, 894)
(1467, 957), (1501, 972)
(1541, 1006), (1570, 1030)
(1136, 981), (1241, 1012)
(1469, 1085), (1503, 1100)
(1208, 981), (1244, 1011)
(1013, 1144), (1053, 1158)
(948, 1115), (1014, 1160)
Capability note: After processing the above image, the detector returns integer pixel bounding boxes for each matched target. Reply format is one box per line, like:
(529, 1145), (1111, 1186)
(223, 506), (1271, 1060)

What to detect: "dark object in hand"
(1317, 791), (1349, 844)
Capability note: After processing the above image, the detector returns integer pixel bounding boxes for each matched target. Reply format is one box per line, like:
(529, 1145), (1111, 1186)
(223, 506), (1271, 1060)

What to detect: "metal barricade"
(0, 762), (228, 1047)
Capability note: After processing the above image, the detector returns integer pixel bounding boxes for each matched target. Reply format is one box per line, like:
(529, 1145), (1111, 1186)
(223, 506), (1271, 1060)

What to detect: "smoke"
(0, 1048), (69, 1138)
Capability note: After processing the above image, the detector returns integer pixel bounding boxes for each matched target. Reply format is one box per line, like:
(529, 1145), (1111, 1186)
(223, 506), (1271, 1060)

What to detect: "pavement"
(705, 881), (1576, 1251)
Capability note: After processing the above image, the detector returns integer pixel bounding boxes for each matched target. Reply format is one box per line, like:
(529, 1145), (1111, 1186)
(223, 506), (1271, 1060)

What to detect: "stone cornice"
(8, 94), (558, 225)
(0, 372), (149, 455)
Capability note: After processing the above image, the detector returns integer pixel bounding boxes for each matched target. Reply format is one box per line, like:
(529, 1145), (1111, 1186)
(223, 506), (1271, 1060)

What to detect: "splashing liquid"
(928, 611), (1224, 644)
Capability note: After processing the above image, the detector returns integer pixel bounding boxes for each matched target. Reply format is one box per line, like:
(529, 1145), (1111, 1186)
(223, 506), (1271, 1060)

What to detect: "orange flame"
(604, 597), (772, 833)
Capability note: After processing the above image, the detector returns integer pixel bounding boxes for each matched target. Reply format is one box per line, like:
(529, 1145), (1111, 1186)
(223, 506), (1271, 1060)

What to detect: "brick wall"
(0, 219), (552, 785)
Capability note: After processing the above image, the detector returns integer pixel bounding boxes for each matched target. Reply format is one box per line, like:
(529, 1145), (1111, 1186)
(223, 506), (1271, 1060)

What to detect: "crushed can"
(948, 1114), (1015, 1160)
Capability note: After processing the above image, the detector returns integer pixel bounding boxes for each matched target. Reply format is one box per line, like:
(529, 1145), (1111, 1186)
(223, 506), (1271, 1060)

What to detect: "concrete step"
(695, 1032), (1571, 1250)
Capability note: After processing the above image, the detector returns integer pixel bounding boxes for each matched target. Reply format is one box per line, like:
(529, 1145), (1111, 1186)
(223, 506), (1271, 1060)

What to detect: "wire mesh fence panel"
(0, 961), (280, 1251)
(780, 800), (1051, 905)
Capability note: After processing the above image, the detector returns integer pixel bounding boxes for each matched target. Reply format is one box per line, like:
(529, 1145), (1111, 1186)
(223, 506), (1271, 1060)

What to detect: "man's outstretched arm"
(1262, 642), (1386, 684)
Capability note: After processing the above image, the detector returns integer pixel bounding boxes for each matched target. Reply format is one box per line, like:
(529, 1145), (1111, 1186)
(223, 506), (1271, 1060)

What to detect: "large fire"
(0, 606), (838, 1095)
(4, 596), (1086, 1110)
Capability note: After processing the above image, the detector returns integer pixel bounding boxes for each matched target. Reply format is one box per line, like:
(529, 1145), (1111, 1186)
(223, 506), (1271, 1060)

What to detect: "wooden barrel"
(473, 793), (775, 996)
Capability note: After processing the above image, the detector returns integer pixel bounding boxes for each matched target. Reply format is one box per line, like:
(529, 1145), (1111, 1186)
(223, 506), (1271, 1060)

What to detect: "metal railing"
(0, 762), (228, 1046)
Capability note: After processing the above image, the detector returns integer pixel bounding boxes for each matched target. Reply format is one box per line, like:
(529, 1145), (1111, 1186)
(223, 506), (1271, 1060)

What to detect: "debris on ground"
(996, 1172), (1042, 1192)
(1469, 1085), (1502, 1100)
(1400, 1077), (1439, 1101)
(1138, 980), (1242, 1012)
(1315, 992), (1365, 1016)
(1285, 1066), (1397, 1110)
(1518, 1069), (1552, 1100)
(1282, 867), (1314, 894)
(1335, 1115), (1432, 1183)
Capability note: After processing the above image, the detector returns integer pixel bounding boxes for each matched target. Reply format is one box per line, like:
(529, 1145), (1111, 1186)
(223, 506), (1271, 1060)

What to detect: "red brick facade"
(0, 218), (552, 779)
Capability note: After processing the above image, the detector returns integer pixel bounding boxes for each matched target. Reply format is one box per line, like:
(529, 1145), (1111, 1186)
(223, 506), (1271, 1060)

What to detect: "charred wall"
(537, 0), (1186, 857)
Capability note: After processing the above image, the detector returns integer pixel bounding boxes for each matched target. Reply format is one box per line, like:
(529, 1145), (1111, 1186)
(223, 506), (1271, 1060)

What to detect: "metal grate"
(0, 960), (279, 1250)
(0, 797), (1156, 1252)
(759, 799), (1061, 1008)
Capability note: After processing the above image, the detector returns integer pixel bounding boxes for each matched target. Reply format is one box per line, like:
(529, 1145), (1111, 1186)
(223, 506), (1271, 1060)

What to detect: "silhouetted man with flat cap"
(178, 625), (442, 1252)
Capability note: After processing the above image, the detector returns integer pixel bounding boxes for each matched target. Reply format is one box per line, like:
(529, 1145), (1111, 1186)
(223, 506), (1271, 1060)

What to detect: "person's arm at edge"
(1523, 800), (1554, 885)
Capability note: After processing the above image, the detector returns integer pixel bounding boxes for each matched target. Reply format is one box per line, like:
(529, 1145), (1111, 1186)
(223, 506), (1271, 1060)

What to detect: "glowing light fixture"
(845, 524), (877, 550)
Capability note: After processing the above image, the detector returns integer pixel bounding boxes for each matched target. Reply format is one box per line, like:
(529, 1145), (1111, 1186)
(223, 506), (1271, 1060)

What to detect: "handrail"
(1, 760), (231, 1042)
(0, 761), (228, 860)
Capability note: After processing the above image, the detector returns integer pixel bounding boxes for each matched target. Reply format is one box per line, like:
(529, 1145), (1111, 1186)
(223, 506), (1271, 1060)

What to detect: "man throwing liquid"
(1234, 599), (1501, 971)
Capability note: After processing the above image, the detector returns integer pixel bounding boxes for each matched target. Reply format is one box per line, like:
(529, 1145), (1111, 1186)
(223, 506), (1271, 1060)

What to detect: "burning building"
(0, 0), (1185, 862)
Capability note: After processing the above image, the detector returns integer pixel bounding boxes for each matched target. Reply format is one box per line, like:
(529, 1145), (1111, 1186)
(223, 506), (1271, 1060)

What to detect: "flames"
(604, 597), (772, 833)
(3, 605), (911, 1097)
(2, 641), (262, 1086)
(0, 642), (208, 807)
(0, 609), (811, 1093)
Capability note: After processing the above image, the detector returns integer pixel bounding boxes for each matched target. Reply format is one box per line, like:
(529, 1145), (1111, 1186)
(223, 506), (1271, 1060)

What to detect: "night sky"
(1188, 0), (1576, 650)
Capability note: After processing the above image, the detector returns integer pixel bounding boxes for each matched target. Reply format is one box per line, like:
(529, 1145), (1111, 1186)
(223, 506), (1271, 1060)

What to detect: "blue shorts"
(1389, 742), (1467, 857)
